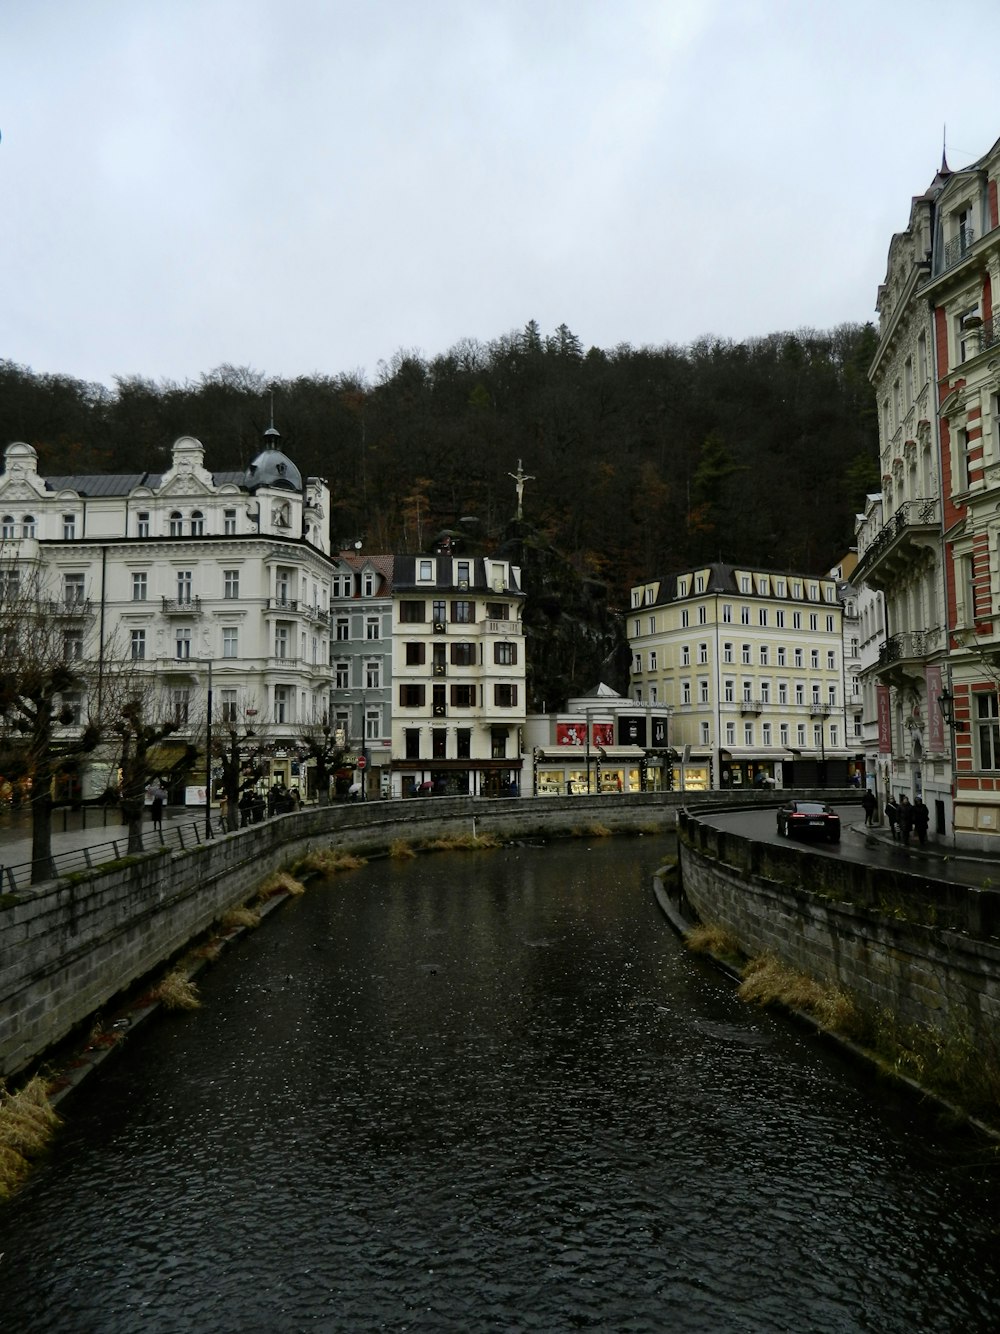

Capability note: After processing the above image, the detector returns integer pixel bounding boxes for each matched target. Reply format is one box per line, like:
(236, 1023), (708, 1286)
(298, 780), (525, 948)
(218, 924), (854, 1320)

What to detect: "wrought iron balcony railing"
(943, 226), (975, 270)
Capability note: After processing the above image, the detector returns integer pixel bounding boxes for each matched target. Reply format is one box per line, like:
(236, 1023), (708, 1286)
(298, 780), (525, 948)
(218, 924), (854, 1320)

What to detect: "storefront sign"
(925, 665), (944, 753)
(617, 715), (646, 746)
(876, 685), (892, 754)
(556, 722), (586, 746)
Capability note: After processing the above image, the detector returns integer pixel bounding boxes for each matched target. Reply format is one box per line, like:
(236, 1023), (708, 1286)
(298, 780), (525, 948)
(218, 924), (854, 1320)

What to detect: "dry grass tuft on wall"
(0, 1075), (60, 1200)
(152, 971), (201, 1011)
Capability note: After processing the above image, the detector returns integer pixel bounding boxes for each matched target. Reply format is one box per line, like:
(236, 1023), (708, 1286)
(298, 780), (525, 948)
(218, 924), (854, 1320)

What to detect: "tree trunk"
(29, 790), (56, 884)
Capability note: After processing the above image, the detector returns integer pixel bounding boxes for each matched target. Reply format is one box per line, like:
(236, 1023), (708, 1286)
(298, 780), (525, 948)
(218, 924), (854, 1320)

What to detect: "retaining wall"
(677, 808), (1000, 1047)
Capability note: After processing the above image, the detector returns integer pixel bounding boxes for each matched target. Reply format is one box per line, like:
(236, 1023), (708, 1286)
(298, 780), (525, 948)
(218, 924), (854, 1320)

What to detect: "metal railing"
(0, 814), (231, 894)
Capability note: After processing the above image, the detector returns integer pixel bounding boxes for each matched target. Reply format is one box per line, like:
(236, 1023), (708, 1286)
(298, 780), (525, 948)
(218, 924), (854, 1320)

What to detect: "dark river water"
(2, 837), (1000, 1333)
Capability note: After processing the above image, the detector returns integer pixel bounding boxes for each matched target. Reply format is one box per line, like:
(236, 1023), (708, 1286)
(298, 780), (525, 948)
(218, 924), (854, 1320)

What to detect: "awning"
(146, 741), (193, 773)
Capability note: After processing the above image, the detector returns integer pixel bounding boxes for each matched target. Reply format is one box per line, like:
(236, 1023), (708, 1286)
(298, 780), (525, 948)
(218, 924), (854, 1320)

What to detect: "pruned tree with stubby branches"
(297, 714), (347, 807)
(113, 686), (197, 853)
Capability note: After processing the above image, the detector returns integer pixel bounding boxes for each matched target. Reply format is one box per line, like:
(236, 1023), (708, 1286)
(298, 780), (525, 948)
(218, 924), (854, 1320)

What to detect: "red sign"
(925, 665), (944, 753)
(556, 722), (586, 746)
(876, 684), (892, 754)
(357, 756), (367, 769)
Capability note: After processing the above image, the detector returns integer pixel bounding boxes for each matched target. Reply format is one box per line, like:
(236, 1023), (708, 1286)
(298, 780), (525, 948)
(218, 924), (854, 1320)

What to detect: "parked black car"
(776, 800), (841, 842)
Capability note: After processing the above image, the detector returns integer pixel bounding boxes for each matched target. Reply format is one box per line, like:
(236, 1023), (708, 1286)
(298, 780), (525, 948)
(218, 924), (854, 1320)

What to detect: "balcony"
(739, 699), (763, 716)
(161, 596), (202, 615)
(809, 703), (832, 719)
(268, 597), (298, 612)
(46, 597), (93, 618)
(854, 497), (940, 588)
(874, 627), (946, 687)
(485, 618), (522, 636)
(942, 226), (975, 271)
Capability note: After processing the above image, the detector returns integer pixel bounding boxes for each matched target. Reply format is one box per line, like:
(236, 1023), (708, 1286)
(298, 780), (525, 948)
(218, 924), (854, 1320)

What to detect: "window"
(700, 721), (710, 744)
(633, 652), (642, 674)
(682, 681), (692, 705)
(220, 689), (238, 723)
(418, 559), (434, 580)
(223, 628), (239, 659)
(827, 650), (836, 670)
(457, 560), (470, 585)
(762, 723), (772, 746)
(494, 642), (518, 665)
(169, 511), (183, 537)
(650, 686), (658, 703)
(977, 694), (1000, 768)
(275, 625), (289, 659)
(633, 618), (641, 636)
(335, 660), (350, 688)
(130, 629), (146, 661)
(451, 683), (475, 707)
(405, 643), (425, 666)
(487, 601), (510, 620)
(366, 616), (380, 640)
(336, 617), (349, 641)
(491, 728), (509, 759)
(698, 605), (707, 625)
(191, 511), (204, 536)
(809, 613), (818, 631)
(775, 610), (784, 628)
(136, 512), (150, 538)
(275, 568), (293, 606)
(795, 683), (804, 705)
(810, 649), (819, 669)
(0, 566), (21, 602)
(742, 644), (751, 665)
(451, 600), (474, 624)
(132, 572), (148, 602)
(742, 680), (753, 702)
(648, 616), (655, 635)
(365, 709), (381, 740)
(826, 615), (835, 633)
(777, 646), (786, 666)
(794, 648), (803, 668)
(446, 642), (472, 667)
(759, 608), (767, 626)
(224, 570), (239, 599)
(699, 679), (709, 703)
(741, 576), (751, 593)
(678, 578), (688, 597)
(829, 725), (839, 746)
(779, 723), (789, 745)
(21, 516), (35, 538)
(1, 515), (13, 539)
(681, 609), (689, 628)
(400, 683), (426, 707)
(405, 728), (421, 759)
(744, 722), (753, 745)
(173, 689), (190, 726)
(797, 723), (806, 746)
(62, 514), (76, 540)
(363, 573), (374, 597)
(224, 508), (237, 535)
(726, 721), (736, 745)
(682, 645), (691, 666)
(723, 642), (733, 664)
(175, 628), (191, 659)
(722, 604), (733, 623)
(366, 660), (380, 689)
(813, 724), (823, 748)
(63, 629), (83, 661)
(759, 645), (769, 666)
(724, 679), (734, 703)
(741, 606), (751, 625)
(696, 575), (705, 593)
(778, 682), (788, 705)
(274, 686), (290, 725)
(63, 573), (85, 605)
(494, 684), (518, 707)
(177, 571), (193, 604)
(760, 681), (770, 704)
(649, 650), (657, 671)
(792, 612), (801, 629)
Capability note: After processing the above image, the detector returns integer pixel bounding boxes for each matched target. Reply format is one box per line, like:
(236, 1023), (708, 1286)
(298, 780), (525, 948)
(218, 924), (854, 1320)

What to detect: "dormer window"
(418, 559), (434, 582)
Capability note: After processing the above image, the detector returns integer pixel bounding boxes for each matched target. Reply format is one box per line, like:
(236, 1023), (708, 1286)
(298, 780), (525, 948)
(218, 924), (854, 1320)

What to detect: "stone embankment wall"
(677, 808), (1000, 1046)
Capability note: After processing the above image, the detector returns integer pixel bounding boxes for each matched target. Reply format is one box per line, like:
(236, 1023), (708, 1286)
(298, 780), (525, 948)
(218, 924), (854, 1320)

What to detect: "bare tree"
(113, 686), (194, 853)
(297, 715), (347, 807)
(0, 559), (106, 881)
(213, 700), (269, 831)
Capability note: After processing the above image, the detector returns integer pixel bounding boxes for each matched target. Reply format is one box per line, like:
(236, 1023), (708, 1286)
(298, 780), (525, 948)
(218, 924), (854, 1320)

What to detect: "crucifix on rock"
(508, 458), (535, 520)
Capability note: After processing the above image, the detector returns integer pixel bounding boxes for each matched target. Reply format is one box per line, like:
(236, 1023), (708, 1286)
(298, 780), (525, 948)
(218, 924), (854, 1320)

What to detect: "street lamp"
(205, 657), (213, 838)
(938, 688), (966, 732)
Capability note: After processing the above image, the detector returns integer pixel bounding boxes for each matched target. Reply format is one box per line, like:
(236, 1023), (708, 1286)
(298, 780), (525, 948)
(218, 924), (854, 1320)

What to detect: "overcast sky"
(4, 0), (1000, 391)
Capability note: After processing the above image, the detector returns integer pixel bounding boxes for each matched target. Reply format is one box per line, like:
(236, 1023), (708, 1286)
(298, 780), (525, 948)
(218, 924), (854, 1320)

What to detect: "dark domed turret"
(243, 425), (302, 492)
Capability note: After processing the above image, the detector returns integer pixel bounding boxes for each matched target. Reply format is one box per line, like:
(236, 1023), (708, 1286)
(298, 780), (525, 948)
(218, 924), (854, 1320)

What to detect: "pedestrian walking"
(898, 794), (913, 845)
(149, 783), (166, 833)
(885, 796), (899, 841)
(862, 788), (876, 827)
(912, 797), (930, 846)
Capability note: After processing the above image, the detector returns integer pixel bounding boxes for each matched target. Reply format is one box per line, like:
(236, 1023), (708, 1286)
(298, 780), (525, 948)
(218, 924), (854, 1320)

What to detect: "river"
(2, 837), (999, 1332)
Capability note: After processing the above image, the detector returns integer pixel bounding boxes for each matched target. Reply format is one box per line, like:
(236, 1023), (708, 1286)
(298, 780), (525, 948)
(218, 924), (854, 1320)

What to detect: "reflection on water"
(2, 838), (1000, 1333)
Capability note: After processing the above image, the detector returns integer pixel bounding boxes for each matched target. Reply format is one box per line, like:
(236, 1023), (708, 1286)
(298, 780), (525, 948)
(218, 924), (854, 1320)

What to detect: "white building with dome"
(0, 430), (339, 802)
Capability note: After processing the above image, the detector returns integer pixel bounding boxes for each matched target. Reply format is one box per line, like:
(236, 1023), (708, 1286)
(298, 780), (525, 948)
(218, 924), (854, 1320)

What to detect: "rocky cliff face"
(495, 523), (631, 712)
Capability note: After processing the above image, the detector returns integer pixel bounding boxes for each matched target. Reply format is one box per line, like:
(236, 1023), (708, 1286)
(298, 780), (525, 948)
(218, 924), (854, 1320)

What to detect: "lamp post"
(204, 658), (213, 838)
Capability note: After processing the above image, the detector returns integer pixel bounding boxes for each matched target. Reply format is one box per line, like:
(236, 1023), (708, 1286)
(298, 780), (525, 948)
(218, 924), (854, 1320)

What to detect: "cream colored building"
(628, 563), (854, 790)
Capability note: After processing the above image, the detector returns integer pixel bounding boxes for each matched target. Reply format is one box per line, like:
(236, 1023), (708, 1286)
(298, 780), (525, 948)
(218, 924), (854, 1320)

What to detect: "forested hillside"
(0, 320), (878, 603)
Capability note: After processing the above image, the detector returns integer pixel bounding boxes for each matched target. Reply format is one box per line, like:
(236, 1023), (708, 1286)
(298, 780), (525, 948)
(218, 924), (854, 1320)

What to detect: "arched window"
(1, 515), (14, 540)
(169, 511), (183, 537)
(21, 515), (36, 538)
(190, 510), (204, 536)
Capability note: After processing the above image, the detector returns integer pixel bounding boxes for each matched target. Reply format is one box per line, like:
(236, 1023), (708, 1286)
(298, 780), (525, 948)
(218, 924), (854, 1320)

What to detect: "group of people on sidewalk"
(862, 788), (929, 845)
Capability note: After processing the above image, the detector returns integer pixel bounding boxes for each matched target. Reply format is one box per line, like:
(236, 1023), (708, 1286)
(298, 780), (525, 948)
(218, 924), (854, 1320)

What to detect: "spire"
(941, 123), (949, 176)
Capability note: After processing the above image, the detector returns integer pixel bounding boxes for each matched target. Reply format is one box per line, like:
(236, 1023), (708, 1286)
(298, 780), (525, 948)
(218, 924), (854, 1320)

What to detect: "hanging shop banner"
(877, 684), (892, 754)
(592, 722), (615, 747)
(925, 664), (944, 754)
(617, 715), (647, 746)
(556, 722), (586, 746)
(650, 717), (668, 747)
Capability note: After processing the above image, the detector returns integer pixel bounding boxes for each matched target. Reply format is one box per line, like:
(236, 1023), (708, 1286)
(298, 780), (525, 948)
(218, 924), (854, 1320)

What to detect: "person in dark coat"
(862, 788), (876, 827)
(884, 796), (899, 840)
(149, 784), (166, 833)
(898, 795), (913, 845)
(912, 797), (930, 846)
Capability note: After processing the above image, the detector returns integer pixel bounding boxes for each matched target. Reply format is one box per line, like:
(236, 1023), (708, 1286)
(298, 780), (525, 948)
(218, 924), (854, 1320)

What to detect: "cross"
(508, 458), (535, 520)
